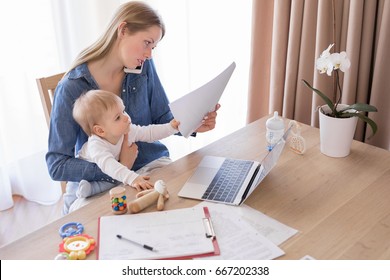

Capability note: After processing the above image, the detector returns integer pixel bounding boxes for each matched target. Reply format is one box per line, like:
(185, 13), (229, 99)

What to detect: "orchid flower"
(330, 51), (351, 72)
(316, 56), (333, 75)
(320, 43), (334, 58)
(316, 45), (351, 76)
(302, 43), (378, 137)
(316, 44), (337, 75)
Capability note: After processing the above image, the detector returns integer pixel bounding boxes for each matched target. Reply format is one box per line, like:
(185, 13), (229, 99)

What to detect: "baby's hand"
(170, 119), (180, 130)
(131, 175), (154, 191)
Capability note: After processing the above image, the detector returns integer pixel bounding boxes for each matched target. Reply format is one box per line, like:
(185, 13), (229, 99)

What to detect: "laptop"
(178, 126), (291, 205)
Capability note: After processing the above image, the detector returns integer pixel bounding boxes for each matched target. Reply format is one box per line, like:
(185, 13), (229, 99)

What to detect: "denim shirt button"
(132, 87), (136, 91)
(122, 89), (125, 93)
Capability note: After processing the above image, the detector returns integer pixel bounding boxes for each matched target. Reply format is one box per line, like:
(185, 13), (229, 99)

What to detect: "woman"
(46, 1), (219, 214)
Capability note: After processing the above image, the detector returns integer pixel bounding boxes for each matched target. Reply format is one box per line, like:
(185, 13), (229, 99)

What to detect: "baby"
(72, 89), (179, 198)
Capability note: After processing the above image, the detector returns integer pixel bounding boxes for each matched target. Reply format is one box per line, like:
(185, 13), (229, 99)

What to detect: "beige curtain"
(248, 0), (390, 150)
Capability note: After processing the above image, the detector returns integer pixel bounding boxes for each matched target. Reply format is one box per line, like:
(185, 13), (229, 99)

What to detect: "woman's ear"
(118, 21), (128, 38)
(93, 125), (105, 137)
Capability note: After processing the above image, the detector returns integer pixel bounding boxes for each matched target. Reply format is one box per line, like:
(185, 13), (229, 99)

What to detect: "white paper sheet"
(195, 202), (291, 260)
(236, 204), (299, 246)
(98, 207), (215, 260)
(169, 62), (236, 138)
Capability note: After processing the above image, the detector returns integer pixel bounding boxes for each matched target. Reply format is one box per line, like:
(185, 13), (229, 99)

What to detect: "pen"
(116, 234), (157, 252)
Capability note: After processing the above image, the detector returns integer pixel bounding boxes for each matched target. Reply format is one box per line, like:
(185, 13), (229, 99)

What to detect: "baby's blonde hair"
(73, 90), (123, 136)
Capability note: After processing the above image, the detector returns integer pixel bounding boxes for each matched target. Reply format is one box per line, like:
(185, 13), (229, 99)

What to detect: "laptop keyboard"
(202, 159), (254, 203)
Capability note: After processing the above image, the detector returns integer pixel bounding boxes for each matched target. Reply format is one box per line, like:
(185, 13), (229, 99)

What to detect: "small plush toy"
(128, 180), (169, 214)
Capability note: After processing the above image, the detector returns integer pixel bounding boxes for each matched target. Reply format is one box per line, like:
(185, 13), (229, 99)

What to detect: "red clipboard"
(96, 206), (220, 260)
(160, 207), (220, 260)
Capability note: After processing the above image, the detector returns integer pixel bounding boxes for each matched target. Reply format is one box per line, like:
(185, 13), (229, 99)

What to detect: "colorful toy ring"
(59, 222), (84, 238)
(58, 234), (95, 260)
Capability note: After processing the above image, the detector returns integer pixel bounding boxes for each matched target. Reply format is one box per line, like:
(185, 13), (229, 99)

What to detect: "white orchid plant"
(302, 43), (378, 137)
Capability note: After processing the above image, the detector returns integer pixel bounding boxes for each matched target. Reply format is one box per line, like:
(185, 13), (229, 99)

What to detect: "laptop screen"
(260, 125), (292, 179)
(244, 125), (292, 200)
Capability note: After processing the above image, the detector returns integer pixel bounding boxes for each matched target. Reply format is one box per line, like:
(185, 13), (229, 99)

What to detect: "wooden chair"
(36, 72), (66, 193)
(36, 72), (65, 127)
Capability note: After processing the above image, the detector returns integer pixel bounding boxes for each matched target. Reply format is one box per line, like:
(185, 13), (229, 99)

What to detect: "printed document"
(169, 62), (236, 137)
(195, 202), (298, 259)
(98, 207), (217, 260)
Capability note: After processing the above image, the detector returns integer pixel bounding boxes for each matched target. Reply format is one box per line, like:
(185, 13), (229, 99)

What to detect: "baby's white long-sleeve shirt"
(77, 123), (177, 185)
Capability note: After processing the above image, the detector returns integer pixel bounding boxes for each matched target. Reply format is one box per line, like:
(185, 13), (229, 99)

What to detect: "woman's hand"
(131, 175), (154, 191)
(196, 104), (221, 133)
(119, 134), (138, 169)
(127, 143), (138, 167)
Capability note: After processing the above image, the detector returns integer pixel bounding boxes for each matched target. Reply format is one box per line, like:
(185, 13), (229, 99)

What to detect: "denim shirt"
(46, 60), (174, 183)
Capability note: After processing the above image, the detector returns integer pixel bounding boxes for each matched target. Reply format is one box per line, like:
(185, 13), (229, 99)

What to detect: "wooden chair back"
(36, 72), (66, 193)
(36, 72), (65, 127)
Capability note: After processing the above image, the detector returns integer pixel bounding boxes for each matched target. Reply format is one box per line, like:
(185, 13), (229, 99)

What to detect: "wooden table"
(1, 116), (390, 260)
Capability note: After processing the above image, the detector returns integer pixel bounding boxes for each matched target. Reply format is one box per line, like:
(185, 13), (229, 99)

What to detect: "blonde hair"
(68, 1), (165, 73)
(73, 90), (123, 136)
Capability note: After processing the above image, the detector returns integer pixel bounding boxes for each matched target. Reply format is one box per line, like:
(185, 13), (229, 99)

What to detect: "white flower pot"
(318, 104), (358, 157)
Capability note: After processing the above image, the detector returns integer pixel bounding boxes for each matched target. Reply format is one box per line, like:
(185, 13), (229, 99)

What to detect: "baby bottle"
(266, 111), (285, 151)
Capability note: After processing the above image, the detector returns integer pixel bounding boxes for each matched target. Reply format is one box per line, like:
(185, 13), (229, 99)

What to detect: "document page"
(195, 202), (287, 260)
(236, 204), (298, 246)
(195, 202), (298, 259)
(169, 62), (236, 137)
(98, 207), (215, 260)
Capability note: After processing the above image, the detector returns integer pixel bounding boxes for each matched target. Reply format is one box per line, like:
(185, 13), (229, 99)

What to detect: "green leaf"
(301, 79), (378, 138)
(339, 112), (378, 138)
(339, 103), (378, 113)
(302, 79), (336, 115)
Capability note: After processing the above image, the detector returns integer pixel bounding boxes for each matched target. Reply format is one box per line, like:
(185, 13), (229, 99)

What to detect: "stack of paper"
(194, 202), (298, 260)
(97, 202), (297, 260)
(97, 207), (219, 260)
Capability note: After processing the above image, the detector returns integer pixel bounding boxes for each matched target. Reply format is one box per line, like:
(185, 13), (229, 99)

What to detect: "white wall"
(149, 0), (253, 160)
(51, 0), (121, 69)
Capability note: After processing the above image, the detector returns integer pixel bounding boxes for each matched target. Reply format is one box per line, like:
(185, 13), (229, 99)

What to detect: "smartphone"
(124, 63), (143, 74)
